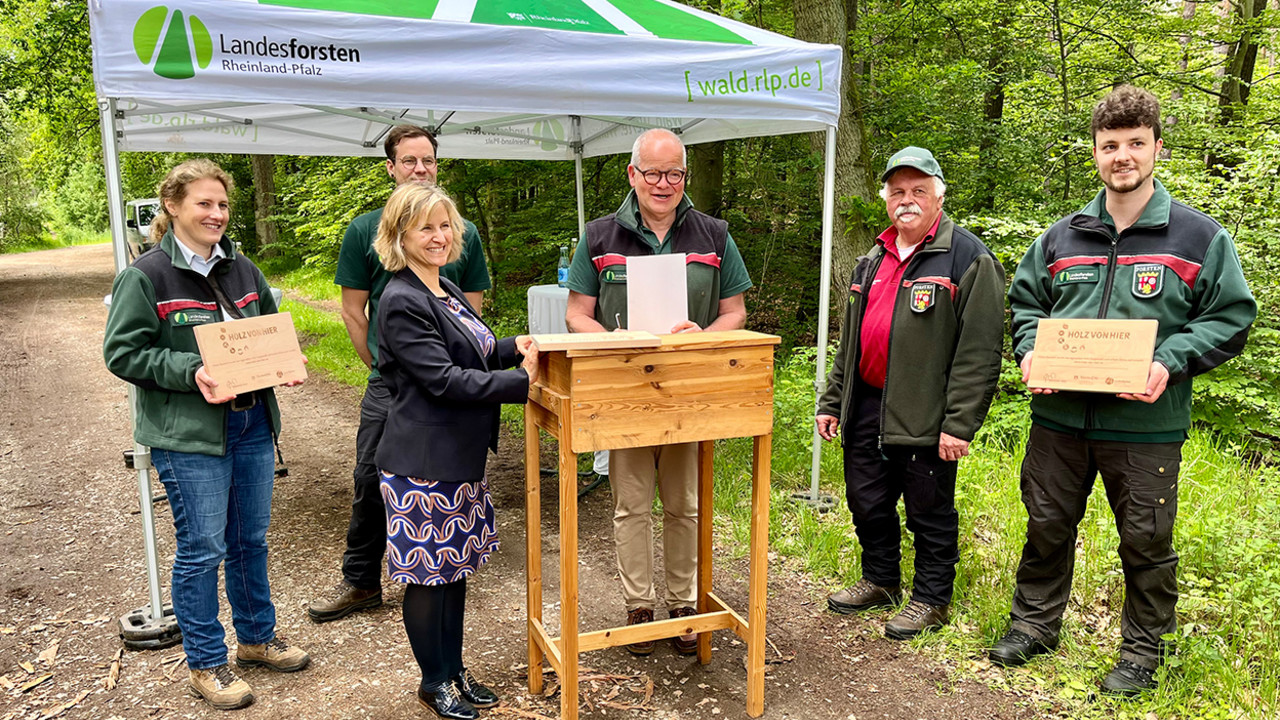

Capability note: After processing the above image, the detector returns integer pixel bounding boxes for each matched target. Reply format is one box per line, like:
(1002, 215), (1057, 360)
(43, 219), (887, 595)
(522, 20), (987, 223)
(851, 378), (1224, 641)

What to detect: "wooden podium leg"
(558, 442), (579, 720)
(524, 405), (543, 694)
(746, 434), (771, 717)
(696, 439), (714, 664)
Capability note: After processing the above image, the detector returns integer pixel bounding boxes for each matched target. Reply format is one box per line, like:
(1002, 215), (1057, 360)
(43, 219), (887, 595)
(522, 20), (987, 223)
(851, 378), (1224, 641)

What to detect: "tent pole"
(801, 126), (839, 509)
(100, 98), (181, 648)
(99, 98), (163, 616)
(572, 116), (585, 240)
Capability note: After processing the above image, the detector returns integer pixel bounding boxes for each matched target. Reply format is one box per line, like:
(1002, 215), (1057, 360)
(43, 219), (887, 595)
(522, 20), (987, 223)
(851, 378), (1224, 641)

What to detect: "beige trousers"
(609, 443), (699, 612)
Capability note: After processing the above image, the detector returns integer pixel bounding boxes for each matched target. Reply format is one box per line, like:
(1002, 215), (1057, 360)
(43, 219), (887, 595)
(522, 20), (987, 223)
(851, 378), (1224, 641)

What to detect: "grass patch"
(280, 298), (369, 389)
(2, 232), (109, 254)
(260, 257), (342, 303)
(708, 347), (1280, 719)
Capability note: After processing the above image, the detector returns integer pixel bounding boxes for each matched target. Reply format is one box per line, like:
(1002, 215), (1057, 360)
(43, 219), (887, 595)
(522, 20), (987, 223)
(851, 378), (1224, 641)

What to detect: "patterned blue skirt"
(379, 470), (498, 586)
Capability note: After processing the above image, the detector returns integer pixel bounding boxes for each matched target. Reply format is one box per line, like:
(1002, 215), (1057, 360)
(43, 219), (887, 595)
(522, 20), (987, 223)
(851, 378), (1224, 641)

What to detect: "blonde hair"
(375, 184), (465, 272)
(151, 159), (234, 243)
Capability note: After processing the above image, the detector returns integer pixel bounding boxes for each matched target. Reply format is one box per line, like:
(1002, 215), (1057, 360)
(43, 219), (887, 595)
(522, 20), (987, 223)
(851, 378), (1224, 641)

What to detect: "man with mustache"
(817, 147), (1006, 639)
(993, 86), (1255, 696)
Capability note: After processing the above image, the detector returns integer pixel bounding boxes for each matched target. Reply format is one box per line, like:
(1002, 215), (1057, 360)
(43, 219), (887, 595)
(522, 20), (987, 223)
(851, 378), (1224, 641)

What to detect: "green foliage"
(0, 107), (44, 249)
(279, 298), (370, 389)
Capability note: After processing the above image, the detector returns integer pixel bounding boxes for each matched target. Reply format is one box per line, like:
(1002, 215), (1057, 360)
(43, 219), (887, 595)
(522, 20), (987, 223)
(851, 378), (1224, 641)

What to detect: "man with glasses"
(565, 128), (751, 655)
(309, 124), (491, 623)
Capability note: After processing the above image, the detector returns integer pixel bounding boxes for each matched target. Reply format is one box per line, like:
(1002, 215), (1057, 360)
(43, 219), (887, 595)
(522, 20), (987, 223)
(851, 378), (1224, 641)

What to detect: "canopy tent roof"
(90, 0), (842, 159)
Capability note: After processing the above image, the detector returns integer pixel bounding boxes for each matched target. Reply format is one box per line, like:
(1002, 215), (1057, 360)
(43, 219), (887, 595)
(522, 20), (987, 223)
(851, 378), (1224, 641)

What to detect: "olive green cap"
(880, 146), (944, 182)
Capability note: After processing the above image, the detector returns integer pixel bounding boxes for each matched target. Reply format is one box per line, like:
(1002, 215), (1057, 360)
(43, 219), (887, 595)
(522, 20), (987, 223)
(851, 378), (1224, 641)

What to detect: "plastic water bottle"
(557, 245), (570, 287)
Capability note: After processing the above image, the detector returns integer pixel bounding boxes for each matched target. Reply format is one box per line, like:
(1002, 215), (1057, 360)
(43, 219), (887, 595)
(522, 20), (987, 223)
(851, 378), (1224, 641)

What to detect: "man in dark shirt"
(308, 124), (490, 622)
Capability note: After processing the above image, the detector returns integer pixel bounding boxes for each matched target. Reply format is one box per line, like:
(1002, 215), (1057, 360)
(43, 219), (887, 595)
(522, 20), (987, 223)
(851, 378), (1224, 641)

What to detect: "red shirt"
(858, 214), (943, 388)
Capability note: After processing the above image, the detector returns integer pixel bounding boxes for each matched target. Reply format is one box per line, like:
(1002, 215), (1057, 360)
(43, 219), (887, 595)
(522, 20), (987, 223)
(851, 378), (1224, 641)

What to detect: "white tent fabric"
(91, 0), (842, 158)
(90, 0), (841, 628)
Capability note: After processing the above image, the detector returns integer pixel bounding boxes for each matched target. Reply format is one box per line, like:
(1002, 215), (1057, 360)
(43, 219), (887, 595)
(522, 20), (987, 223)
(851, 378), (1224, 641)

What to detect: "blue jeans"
(153, 403), (277, 670)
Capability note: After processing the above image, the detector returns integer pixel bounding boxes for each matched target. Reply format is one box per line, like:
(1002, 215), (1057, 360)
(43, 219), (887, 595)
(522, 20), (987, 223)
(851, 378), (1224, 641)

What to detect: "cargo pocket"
(1123, 447), (1180, 544)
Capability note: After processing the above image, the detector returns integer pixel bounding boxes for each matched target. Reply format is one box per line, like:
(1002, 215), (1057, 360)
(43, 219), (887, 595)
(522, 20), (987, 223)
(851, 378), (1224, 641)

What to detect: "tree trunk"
(688, 141), (725, 218)
(1208, 0), (1268, 171)
(686, 0), (726, 219)
(793, 0), (877, 298)
(249, 154), (277, 252)
(976, 12), (1012, 211)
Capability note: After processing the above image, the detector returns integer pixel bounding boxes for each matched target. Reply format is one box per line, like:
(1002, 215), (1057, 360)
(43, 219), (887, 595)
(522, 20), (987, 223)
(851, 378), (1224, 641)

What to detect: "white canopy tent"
(90, 0), (842, 632)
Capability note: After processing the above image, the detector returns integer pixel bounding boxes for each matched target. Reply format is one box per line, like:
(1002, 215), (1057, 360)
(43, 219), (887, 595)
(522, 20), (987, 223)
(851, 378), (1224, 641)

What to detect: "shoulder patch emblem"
(910, 282), (936, 313)
(1132, 263), (1163, 298)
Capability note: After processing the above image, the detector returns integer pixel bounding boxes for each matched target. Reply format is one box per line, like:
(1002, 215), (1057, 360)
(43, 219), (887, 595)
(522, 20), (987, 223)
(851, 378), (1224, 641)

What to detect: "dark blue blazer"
(374, 269), (528, 482)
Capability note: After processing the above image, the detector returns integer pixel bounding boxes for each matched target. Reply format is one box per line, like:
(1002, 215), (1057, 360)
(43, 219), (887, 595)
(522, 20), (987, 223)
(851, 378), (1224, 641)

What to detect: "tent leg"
(99, 98), (182, 650)
(796, 126), (839, 513)
(572, 116), (585, 241)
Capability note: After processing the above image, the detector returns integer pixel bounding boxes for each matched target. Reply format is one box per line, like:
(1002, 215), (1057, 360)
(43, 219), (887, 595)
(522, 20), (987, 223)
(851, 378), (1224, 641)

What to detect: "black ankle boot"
(416, 680), (478, 720)
(452, 668), (499, 708)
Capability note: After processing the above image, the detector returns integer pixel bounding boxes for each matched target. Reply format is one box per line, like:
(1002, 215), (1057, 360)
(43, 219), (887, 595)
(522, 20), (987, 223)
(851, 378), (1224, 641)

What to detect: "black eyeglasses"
(635, 167), (688, 185)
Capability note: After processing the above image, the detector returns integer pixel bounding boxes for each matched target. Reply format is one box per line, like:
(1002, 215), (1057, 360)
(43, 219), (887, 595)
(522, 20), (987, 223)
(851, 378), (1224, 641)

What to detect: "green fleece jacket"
(1008, 180), (1256, 435)
(819, 214), (1007, 446)
(103, 232), (282, 455)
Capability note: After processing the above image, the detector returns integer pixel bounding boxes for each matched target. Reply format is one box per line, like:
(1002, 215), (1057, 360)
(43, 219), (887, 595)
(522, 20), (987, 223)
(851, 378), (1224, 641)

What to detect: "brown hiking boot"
(827, 579), (903, 614)
(884, 600), (949, 640)
(189, 664), (254, 710)
(670, 607), (698, 655)
(307, 580), (382, 623)
(235, 638), (311, 672)
(626, 607), (655, 656)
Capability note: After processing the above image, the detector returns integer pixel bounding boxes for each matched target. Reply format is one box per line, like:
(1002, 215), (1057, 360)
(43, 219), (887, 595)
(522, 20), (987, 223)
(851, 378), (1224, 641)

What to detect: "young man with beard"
(992, 86), (1256, 696)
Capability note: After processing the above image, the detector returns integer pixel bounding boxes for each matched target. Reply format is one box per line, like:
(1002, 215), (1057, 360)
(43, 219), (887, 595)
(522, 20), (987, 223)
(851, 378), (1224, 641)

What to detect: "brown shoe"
(626, 607), (655, 656)
(884, 600), (949, 640)
(235, 638), (311, 672)
(669, 607), (698, 655)
(827, 579), (903, 614)
(189, 664), (254, 710)
(307, 580), (382, 623)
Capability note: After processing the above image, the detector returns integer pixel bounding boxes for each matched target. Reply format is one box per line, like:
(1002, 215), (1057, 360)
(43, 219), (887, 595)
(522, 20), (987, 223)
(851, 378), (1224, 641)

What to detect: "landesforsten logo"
(133, 6), (211, 79)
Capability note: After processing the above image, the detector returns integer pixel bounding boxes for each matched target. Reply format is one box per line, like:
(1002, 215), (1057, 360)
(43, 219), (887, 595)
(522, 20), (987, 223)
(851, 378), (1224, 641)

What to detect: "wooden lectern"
(523, 330), (781, 720)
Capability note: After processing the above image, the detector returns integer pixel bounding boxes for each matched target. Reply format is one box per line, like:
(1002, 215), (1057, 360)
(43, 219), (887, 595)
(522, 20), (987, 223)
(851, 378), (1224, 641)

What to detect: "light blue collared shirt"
(174, 237), (232, 320)
(174, 237), (226, 278)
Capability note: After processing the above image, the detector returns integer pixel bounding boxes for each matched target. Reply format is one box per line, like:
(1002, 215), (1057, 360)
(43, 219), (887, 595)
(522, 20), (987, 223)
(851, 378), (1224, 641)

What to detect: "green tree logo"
(532, 119), (565, 152)
(133, 6), (212, 80)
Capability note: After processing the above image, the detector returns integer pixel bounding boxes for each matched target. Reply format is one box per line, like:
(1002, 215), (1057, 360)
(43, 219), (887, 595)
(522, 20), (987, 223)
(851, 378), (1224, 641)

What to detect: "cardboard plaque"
(531, 331), (661, 352)
(1027, 318), (1159, 393)
(194, 313), (307, 394)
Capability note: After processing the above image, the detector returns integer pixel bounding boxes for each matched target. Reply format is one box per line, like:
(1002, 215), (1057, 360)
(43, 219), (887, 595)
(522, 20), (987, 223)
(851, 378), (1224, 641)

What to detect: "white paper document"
(625, 253), (688, 334)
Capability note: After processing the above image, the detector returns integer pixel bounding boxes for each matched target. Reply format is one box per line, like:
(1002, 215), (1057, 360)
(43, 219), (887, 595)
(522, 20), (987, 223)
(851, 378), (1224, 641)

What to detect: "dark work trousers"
(1011, 423), (1182, 670)
(342, 377), (392, 590)
(842, 386), (960, 607)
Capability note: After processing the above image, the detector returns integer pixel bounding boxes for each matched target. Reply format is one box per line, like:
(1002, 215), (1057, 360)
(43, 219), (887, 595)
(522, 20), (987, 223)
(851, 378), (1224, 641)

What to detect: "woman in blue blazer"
(372, 183), (538, 720)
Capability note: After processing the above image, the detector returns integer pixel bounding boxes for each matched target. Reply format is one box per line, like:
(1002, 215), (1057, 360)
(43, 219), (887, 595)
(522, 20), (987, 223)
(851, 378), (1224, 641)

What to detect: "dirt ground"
(0, 244), (1037, 719)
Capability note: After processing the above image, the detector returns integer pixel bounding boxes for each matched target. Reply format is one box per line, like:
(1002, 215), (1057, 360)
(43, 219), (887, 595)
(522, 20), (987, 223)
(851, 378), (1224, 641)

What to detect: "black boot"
(989, 629), (1058, 667)
(452, 668), (499, 708)
(417, 680), (477, 720)
(1100, 660), (1157, 698)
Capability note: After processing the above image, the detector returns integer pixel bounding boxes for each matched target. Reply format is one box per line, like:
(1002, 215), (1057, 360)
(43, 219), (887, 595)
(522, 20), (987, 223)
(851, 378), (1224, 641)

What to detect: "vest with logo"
(584, 209), (730, 331)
